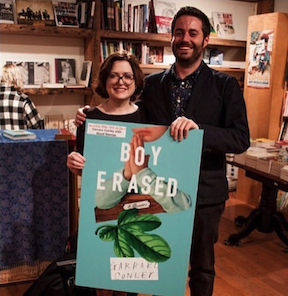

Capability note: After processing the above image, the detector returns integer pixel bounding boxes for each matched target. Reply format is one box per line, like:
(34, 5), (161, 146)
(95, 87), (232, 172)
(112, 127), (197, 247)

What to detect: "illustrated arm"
(135, 167), (192, 213)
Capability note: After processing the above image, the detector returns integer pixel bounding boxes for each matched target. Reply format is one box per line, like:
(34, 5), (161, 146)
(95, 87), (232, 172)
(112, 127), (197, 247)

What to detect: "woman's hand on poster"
(170, 116), (199, 142)
(67, 151), (86, 175)
(74, 105), (90, 127)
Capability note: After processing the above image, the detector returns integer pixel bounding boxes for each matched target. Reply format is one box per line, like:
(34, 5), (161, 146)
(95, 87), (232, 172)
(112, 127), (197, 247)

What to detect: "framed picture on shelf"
(55, 58), (76, 85)
(52, 1), (79, 28)
(15, 0), (55, 26)
(0, 0), (17, 24)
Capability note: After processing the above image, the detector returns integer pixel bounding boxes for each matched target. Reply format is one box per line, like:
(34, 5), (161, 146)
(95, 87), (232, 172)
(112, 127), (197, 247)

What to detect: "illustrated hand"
(170, 116), (199, 142)
(67, 151), (86, 175)
(129, 133), (150, 174)
(74, 105), (90, 127)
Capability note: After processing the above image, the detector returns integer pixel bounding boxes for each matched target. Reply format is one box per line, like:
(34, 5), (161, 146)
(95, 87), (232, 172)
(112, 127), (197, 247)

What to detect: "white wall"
(173, 0), (254, 41)
(275, 0), (288, 12)
(0, 0), (255, 120)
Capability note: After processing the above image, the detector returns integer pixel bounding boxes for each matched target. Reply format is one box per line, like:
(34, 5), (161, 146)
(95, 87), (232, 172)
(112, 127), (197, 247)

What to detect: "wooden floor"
(1, 193), (288, 296)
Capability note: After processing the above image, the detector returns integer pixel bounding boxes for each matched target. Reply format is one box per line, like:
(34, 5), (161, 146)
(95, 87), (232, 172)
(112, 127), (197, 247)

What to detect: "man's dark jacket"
(138, 62), (250, 206)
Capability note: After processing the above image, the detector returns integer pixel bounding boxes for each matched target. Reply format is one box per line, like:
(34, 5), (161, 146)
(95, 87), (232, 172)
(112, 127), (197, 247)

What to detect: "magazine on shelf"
(152, 0), (177, 34)
(52, 0), (79, 27)
(211, 11), (235, 39)
(0, 0), (16, 24)
(3, 129), (36, 140)
(15, 0), (55, 26)
(55, 58), (76, 85)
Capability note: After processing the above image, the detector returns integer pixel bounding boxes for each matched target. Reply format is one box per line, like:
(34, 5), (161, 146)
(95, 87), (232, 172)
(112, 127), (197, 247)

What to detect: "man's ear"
(203, 36), (210, 49)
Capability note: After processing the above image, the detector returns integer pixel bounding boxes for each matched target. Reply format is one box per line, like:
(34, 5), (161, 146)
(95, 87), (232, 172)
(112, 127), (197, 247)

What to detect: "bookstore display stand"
(224, 162), (288, 252)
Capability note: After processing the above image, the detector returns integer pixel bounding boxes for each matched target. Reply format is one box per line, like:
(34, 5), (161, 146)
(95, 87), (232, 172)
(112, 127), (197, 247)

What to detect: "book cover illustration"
(152, 0), (177, 34)
(55, 58), (76, 85)
(52, 0), (79, 27)
(16, 0), (55, 25)
(247, 30), (274, 88)
(0, 0), (16, 23)
(76, 119), (203, 296)
(211, 11), (235, 39)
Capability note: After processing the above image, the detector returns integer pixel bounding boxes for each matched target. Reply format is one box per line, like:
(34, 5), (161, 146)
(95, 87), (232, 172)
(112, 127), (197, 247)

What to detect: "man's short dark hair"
(171, 6), (211, 38)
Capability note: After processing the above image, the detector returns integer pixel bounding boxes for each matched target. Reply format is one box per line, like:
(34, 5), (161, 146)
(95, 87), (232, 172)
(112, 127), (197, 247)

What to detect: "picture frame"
(15, 0), (55, 26)
(0, 0), (17, 24)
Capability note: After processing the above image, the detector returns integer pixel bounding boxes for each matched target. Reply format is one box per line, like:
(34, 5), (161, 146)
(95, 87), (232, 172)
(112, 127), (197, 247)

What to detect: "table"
(225, 162), (288, 251)
(0, 129), (69, 271)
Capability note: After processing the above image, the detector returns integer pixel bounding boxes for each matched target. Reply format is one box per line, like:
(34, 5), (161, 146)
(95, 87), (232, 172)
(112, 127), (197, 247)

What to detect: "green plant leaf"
(114, 230), (135, 257)
(95, 210), (171, 263)
(119, 211), (162, 232)
(96, 225), (117, 241)
(119, 228), (171, 262)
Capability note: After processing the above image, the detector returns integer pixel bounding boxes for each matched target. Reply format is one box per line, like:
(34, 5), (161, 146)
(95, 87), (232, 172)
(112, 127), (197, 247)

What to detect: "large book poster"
(76, 119), (203, 296)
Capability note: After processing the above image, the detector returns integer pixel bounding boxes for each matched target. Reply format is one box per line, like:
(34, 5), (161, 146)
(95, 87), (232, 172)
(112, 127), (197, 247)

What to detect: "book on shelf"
(76, 0), (88, 28)
(209, 49), (223, 66)
(87, 0), (95, 29)
(2, 129), (36, 140)
(15, 0), (55, 26)
(211, 11), (235, 39)
(79, 60), (92, 87)
(6, 61), (50, 86)
(52, 0), (79, 28)
(42, 82), (65, 88)
(152, 0), (177, 34)
(0, 0), (17, 24)
(55, 58), (76, 85)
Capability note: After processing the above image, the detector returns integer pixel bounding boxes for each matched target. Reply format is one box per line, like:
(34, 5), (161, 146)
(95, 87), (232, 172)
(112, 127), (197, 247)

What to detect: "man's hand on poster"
(124, 133), (150, 181)
(170, 116), (199, 142)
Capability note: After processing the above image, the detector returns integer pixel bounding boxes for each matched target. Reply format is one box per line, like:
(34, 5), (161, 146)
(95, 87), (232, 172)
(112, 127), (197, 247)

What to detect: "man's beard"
(173, 41), (204, 68)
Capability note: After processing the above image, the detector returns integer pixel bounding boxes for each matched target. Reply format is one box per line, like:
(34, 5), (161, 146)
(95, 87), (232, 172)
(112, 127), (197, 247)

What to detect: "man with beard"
(75, 6), (250, 296)
(137, 7), (249, 295)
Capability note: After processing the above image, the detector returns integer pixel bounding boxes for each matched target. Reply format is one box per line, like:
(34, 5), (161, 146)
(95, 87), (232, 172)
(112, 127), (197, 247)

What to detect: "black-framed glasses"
(108, 72), (135, 85)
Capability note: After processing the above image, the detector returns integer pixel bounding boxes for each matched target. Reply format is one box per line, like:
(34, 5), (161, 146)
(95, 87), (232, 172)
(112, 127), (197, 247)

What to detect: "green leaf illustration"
(95, 209), (171, 263)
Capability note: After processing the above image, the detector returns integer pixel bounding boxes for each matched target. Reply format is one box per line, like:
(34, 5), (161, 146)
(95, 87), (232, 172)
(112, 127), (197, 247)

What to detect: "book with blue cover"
(75, 119), (203, 296)
(3, 130), (36, 140)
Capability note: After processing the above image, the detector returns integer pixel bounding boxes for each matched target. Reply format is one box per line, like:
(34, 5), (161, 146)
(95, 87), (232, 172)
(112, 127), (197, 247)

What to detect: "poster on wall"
(247, 30), (274, 88)
(75, 119), (203, 296)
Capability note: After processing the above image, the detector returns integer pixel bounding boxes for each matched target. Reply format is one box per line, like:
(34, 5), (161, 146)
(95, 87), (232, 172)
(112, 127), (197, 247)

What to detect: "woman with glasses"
(67, 51), (144, 296)
(67, 51), (145, 177)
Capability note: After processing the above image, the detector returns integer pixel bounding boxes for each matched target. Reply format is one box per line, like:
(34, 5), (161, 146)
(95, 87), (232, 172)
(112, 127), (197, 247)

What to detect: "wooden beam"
(256, 0), (275, 14)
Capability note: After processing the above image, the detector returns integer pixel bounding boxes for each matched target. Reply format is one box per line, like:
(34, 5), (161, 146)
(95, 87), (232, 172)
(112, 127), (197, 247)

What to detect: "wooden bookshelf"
(0, 23), (93, 38)
(22, 87), (93, 96)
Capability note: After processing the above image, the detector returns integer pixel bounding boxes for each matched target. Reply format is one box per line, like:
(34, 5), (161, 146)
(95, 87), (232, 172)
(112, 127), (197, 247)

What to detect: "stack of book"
(280, 166), (288, 182)
(270, 160), (288, 178)
(245, 147), (272, 168)
(234, 152), (246, 165)
(256, 154), (278, 173)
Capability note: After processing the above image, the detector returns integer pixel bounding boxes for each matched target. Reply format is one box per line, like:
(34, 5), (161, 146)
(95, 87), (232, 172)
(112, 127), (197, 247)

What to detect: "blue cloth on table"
(0, 129), (69, 269)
